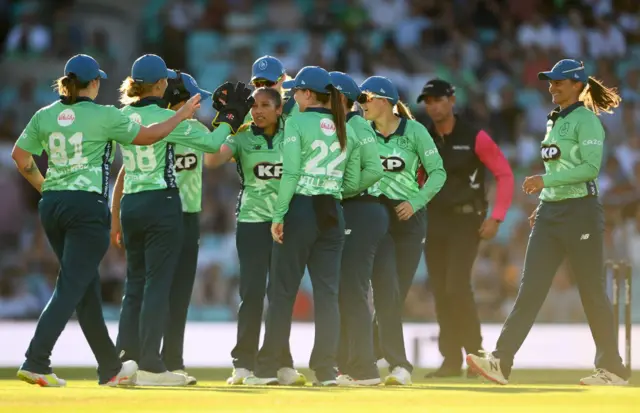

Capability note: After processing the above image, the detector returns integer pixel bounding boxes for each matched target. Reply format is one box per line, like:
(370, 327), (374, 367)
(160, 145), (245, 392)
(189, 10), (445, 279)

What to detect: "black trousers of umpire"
(161, 212), (199, 371)
(22, 191), (122, 384)
(337, 197), (388, 379)
(425, 207), (484, 368)
(255, 195), (345, 382)
(493, 196), (628, 379)
(372, 201), (427, 372)
(231, 221), (294, 371)
(117, 188), (184, 373)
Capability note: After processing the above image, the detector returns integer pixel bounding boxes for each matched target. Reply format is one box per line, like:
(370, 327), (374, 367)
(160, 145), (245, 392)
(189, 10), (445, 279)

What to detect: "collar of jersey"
(304, 107), (332, 115)
(547, 101), (584, 121)
(346, 111), (361, 122)
(372, 117), (407, 141)
(59, 96), (94, 105)
(131, 96), (166, 108)
(250, 117), (282, 140)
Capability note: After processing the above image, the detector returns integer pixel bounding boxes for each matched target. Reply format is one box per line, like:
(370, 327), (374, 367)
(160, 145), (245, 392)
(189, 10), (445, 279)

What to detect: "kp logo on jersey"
(540, 144), (561, 161)
(175, 153), (198, 172)
(254, 162), (283, 179)
(380, 156), (405, 172)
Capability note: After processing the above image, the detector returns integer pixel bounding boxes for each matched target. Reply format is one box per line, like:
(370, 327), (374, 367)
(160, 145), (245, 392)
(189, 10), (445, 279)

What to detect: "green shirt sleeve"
(355, 133), (383, 195)
(273, 117), (303, 224)
(223, 133), (240, 158)
(106, 106), (140, 145)
(408, 124), (447, 212)
(542, 115), (604, 188)
(341, 138), (362, 199)
(16, 112), (43, 155)
(167, 120), (231, 153)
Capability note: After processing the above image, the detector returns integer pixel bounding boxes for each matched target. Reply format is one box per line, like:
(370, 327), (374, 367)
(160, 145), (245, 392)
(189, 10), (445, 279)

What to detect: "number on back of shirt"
(305, 140), (347, 177)
(48, 132), (88, 166)
(121, 146), (158, 172)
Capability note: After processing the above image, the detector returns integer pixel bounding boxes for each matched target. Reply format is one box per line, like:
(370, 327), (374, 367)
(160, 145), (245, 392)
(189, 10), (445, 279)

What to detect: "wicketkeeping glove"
(212, 81), (234, 112)
(212, 82), (254, 134)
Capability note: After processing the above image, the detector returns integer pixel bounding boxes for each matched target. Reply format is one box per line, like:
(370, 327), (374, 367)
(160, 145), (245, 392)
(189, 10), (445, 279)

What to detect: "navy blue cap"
(360, 76), (399, 105)
(251, 55), (286, 83)
(329, 71), (363, 102)
(538, 59), (588, 83)
(64, 54), (107, 83)
(181, 73), (212, 101)
(131, 54), (177, 84)
(282, 66), (332, 94)
(417, 78), (455, 103)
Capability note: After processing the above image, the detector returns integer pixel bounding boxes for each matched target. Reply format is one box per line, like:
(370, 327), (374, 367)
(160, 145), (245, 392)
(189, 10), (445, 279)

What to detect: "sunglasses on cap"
(252, 75), (284, 88)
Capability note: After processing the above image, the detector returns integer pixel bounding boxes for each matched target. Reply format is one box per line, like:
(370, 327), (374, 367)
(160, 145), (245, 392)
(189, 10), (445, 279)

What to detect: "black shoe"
(424, 366), (462, 378)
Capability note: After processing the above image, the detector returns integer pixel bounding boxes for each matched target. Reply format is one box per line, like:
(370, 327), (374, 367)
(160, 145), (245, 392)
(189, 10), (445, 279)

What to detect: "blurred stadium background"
(0, 0), (640, 339)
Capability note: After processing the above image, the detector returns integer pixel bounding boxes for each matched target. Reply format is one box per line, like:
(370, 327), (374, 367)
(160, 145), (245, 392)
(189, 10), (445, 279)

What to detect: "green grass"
(0, 369), (638, 413)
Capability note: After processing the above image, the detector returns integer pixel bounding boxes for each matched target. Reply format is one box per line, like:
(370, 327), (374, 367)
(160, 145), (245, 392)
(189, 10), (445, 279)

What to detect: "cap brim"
(99, 69), (107, 80)
(167, 69), (178, 79)
(416, 93), (426, 103)
(251, 72), (280, 83)
(538, 71), (565, 80)
(282, 80), (296, 89)
(198, 89), (213, 101)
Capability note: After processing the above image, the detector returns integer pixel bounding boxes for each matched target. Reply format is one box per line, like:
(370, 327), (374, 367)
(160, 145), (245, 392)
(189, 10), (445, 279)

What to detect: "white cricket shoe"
(277, 367), (306, 386)
(337, 374), (381, 386)
(580, 369), (628, 386)
(376, 358), (390, 369)
(313, 379), (337, 386)
(103, 360), (138, 386)
(134, 370), (188, 386)
(384, 367), (412, 386)
(227, 368), (253, 385)
(172, 369), (197, 385)
(243, 375), (279, 385)
(466, 353), (508, 385)
(17, 370), (66, 387)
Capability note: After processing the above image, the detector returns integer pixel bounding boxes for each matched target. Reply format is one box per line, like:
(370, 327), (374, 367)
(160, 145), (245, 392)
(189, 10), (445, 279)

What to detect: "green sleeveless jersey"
(16, 99), (141, 197)
(224, 122), (285, 223)
(345, 112), (384, 198)
(174, 120), (210, 213)
(273, 108), (361, 223)
(120, 100), (230, 195)
(369, 118), (446, 212)
(539, 102), (605, 201)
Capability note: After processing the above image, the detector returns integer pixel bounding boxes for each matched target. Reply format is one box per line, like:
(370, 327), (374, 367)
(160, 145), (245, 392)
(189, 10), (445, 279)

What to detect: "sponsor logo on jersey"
(558, 122), (570, 136)
(540, 144), (561, 161)
(254, 162), (283, 179)
(57, 109), (75, 127)
(129, 113), (142, 125)
(380, 156), (405, 172)
(320, 118), (336, 136)
(175, 153), (198, 171)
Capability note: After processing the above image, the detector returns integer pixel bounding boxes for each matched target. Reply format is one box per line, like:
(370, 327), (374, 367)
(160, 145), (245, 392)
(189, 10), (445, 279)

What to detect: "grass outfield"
(0, 368), (638, 412)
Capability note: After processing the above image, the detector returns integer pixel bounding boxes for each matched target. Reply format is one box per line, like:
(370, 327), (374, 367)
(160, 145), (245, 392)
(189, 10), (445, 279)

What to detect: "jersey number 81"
(49, 132), (88, 166)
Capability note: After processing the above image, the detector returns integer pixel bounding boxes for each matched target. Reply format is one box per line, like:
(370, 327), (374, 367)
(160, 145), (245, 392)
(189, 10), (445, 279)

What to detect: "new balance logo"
(489, 361), (499, 371)
(580, 234), (590, 240)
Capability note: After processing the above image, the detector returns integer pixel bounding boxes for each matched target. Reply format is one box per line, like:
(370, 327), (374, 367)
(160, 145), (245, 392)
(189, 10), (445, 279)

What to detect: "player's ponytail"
(54, 74), (89, 104)
(580, 76), (621, 116)
(119, 76), (155, 106)
(329, 87), (347, 152)
(394, 100), (415, 120)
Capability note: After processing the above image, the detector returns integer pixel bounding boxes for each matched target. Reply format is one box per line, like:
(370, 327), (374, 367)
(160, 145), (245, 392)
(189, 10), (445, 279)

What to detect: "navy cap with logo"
(329, 71), (364, 103)
(538, 59), (588, 83)
(251, 55), (286, 83)
(360, 76), (399, 105)
(131, 54), (177, 84)
(64, 54), (107, 83)
(416, 79), (455, 103)
(181, 73), (212, 101)
(282, 66), (333, 94)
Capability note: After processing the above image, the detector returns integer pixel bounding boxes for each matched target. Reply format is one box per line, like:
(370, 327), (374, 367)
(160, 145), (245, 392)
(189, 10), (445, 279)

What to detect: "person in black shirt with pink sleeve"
(418, 79), (514, 378)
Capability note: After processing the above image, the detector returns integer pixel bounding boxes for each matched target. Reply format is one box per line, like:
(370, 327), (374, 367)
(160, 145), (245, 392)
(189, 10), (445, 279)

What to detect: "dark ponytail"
(54, 74), (89, 104)
(315, 87), (347, 152)
(394, 100), (415, 120)
(579, 76), (621, 116)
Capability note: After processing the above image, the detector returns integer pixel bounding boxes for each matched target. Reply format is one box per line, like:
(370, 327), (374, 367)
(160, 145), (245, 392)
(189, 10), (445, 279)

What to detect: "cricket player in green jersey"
(246, 66), (361, 386)
(11, 54), (200, 387)
(111, 54), (253, 387)
(360, 76), (447, 386)
(468, 59), (630, 386)
(205, 87), (305, 386)
(327, 71), (387, 386)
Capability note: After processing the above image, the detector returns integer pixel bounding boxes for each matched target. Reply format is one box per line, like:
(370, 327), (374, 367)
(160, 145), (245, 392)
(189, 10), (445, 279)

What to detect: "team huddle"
(10, 50), (631, 388)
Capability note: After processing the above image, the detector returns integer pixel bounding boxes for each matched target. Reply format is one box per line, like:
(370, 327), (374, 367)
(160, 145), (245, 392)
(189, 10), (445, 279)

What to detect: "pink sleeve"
(474, 130), (514, 222)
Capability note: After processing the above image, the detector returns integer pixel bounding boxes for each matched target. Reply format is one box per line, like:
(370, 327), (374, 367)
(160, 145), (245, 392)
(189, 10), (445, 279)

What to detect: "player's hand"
(528, 208), (537, 229)
(110, 221), (123, 249)
(271, 222), (284, 244)
(212, 81), (233, 111)
(176, 93), (201, 120)
(395, 201), (414, 221)
(522, 175), (544, 195)
(479, 218), (500, 240)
